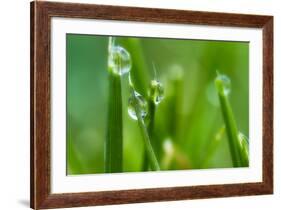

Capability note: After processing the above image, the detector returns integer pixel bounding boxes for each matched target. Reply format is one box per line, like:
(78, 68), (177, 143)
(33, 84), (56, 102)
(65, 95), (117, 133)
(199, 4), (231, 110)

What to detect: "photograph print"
(66, 34), (249, 175)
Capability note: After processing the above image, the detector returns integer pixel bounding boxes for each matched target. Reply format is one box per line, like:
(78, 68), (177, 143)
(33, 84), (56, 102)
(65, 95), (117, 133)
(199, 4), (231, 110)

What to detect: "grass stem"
(238, 133), (249, 167)
(105, 71), (123, 173)
(142, 98), (156, 171)
(132, 93), (160, 171)
(215, 73), (243, 167)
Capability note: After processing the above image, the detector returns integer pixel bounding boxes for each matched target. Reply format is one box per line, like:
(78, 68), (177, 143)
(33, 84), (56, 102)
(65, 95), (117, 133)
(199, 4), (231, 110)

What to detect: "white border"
(51, 18), (263, 193)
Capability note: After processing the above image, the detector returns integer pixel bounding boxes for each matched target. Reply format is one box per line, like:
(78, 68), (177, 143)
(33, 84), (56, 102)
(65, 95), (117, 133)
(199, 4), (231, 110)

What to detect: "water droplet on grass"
(216, 74), (231, 95)
(149, 80), (164, 105)
(128, 91), (148, 120)
(108, 46), (131, 75)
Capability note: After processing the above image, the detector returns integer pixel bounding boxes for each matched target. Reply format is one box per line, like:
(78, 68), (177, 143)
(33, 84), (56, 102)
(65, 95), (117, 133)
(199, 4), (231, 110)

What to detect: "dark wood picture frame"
(30, 1), (273, 209)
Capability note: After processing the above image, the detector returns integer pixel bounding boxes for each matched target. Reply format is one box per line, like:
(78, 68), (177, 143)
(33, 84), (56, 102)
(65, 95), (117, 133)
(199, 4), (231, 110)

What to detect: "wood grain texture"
(262, 17), (274, 193)
(30, 2), (34, 208)
(30, 1), (274, 209)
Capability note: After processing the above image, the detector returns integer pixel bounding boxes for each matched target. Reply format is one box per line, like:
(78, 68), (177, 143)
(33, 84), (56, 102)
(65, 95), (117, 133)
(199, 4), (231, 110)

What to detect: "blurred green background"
(66, 34), (249, 175)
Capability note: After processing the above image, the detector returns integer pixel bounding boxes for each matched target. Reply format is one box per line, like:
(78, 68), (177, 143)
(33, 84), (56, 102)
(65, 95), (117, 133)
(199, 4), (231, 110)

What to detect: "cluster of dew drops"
(108, 37), (164, 121)
(128, 77), (164, 121)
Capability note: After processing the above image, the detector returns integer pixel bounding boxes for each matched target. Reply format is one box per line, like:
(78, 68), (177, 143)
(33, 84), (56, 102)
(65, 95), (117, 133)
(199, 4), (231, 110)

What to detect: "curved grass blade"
(141, 98), (156, 171)
(215, 72), (243, 167)
(238, 132), (249, 167)
(131, 91), (160, 171)
(125, 38), (150, 97)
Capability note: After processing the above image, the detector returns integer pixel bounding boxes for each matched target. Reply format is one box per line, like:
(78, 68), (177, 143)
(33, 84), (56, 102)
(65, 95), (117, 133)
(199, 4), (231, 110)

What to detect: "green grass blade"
(136, 111), (160, 171)
(147, 100), (156, 145)
(164, 69), (185, 144)
(105, 70), (123, 173)
(142, 98), (156, 171)
(215, 73), (242, 167)
(238, 133), (249, 167)
(142, 77), (165, 171)
(132, 92), (160, 171)
(141, 151), (149, 171)
(126, 38), (149, 97)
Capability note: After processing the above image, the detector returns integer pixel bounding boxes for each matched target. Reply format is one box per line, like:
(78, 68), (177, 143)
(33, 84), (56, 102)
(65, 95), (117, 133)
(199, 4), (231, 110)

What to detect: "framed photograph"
(30, 1), (273, 209)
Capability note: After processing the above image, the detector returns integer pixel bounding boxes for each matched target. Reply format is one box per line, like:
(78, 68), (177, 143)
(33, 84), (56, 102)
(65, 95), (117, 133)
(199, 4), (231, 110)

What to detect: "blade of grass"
(105, 37), (125, 173)
(142, 150), (149, 171)
(142, 96), (157, 171)
(105, 72), (123, 173)
(141, 98), (155, 171)
(131, 92), (160, 171)
(125, 38), (150, 97)
(147, 99), (156, 140)
(215, 72), (242, 167)
(164, 68), (185, 144)
(238, 132), (249, 167)
(142, 80), (160, 171)
(121, 38), (151, 171)
(143, 72), (165, 171)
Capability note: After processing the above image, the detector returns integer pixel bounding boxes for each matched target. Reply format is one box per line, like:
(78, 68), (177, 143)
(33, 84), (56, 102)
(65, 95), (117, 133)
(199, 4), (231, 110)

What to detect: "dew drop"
(128, 91), (148, 120)
(149, 80), (164, 105)
(217, 74), (231, 95)
(108, 46), (132, 75)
